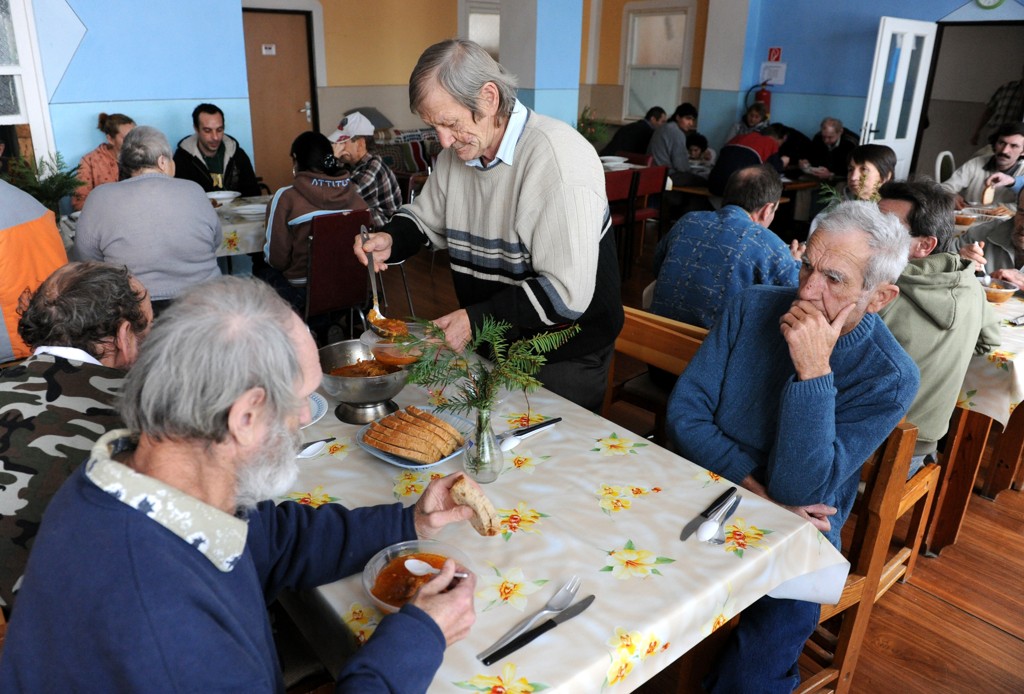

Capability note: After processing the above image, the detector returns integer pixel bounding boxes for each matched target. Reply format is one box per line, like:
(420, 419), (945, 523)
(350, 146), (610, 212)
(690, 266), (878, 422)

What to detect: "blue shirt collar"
(466, 99), (528, 170)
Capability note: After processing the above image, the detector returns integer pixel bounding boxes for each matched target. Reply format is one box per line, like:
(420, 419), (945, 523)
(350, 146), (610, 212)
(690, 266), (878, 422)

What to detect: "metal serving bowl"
(318, 340), (409, 423)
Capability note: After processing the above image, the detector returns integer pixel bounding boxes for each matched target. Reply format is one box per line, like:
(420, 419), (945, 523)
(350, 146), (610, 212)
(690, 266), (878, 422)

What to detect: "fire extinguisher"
(754, 81), (772, 120)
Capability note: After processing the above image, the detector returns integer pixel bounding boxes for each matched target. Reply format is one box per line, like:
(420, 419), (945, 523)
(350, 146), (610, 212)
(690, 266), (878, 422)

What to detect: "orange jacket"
(0, 180), (67, 363)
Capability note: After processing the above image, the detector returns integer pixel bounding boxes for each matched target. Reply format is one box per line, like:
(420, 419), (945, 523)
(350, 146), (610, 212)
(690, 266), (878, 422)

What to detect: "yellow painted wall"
(591, 0), (707, 87)
(323, 0), (458, 86)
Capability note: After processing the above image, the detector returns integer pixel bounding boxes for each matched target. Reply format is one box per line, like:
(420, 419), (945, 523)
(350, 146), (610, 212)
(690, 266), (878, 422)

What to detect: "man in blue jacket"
(668, 201), (920, 693)
(0, 276), (478, 692)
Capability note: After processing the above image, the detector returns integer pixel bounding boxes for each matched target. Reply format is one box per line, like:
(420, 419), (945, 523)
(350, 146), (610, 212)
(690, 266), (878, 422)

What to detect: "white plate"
(603, 163), (630, 171)
(600, 155), (628, 164)
(230, 204), (268, 218)
(303, 393), (328, 429)
(207, 190), (241, 202)
(356, 410), (472, 469)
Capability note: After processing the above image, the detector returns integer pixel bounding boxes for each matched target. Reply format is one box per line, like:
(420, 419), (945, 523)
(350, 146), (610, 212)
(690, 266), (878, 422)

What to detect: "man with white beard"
(0, 277), (479, 693)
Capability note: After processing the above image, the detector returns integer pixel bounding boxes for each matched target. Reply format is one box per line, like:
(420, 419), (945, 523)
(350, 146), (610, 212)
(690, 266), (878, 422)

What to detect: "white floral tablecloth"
(286, 384), (849, 692)
(958, 295), (1024, 427)
(216, 196), (268, 257)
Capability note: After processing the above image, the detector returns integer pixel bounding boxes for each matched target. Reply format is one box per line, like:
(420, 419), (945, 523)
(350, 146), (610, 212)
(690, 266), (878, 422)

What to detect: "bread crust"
(407, 406), (464, 446)
(363, 430), (436, 465)
(450, 475), (500, 536)
(368, 421), (444, 461)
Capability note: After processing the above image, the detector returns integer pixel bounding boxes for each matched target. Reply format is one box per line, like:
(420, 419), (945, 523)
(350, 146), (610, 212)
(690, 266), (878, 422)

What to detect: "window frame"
(620, 0), (697, 121)
(0, 0), (55, 156)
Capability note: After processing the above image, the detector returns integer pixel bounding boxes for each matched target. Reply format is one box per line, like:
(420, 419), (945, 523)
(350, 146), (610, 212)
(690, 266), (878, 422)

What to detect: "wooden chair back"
(601, 306), (707, 443)
(798, 421), (918, 694)
(306, 209), (373, 327)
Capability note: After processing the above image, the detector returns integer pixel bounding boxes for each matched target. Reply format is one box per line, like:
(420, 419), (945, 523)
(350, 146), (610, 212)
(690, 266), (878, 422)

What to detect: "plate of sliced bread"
(357, 406), (471, 469)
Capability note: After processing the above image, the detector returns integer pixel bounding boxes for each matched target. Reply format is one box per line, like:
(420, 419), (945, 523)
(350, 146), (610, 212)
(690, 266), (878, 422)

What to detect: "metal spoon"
(359, 224), (396, 338)
(974, 242), (991, 285)
(404, 558), (469, 579)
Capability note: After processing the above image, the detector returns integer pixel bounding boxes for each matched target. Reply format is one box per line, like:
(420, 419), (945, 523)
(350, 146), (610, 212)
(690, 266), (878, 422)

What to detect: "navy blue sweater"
(0, 465), (445, 692)
(668, 286), (919, 547)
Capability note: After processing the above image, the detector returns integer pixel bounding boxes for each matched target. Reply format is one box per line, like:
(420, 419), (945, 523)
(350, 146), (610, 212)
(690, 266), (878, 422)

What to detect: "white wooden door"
(861, 17), (937, 180)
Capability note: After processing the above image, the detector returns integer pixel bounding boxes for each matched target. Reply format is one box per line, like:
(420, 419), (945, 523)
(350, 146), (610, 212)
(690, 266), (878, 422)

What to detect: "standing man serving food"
(354, 40), (622, 412)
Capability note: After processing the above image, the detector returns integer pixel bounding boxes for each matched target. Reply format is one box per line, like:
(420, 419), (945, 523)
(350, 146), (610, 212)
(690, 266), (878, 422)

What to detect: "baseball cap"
(328, 112), (375, 143)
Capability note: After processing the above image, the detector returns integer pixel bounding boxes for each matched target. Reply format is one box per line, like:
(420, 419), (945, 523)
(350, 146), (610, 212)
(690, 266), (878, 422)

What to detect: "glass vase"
(464, 408), (503, 484)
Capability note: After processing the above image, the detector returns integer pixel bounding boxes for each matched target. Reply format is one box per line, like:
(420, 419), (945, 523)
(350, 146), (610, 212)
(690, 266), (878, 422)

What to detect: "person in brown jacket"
(261, 132), (367, 312)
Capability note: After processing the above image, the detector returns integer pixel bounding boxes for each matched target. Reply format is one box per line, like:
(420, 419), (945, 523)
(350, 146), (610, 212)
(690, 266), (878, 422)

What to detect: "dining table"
(926, 291), (1024, 553)
(215, 195), (270, 257)
(281, 378), (850, 692)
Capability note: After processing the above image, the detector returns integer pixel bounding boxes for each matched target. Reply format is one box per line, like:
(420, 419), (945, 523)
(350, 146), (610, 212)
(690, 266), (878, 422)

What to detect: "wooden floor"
(377, 231), (1024, 694)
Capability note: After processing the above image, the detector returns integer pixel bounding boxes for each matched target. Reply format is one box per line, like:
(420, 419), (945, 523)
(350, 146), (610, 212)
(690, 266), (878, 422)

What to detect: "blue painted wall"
(32, 0), (253, 167)
(704, 0), (1024, 146)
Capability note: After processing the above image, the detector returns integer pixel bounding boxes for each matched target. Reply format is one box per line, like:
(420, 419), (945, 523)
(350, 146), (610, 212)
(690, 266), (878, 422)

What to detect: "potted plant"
(1, 152), (83, 217)
(402, 317), (579, 482)
(576, 106), (610, 147)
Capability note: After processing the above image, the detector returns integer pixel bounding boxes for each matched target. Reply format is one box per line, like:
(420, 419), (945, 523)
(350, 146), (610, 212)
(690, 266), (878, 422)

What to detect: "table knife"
(679, 485), (737, 541)
(497, 417), (563, 442)
(481, 594), (595, 666)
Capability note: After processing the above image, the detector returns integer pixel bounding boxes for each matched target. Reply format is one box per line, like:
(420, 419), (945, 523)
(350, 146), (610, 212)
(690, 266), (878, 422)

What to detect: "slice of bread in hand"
(450, 475), (500, 536)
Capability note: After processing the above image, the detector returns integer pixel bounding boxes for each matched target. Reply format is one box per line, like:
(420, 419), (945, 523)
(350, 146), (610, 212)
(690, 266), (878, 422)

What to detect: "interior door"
(243, 10), (316, 193)
(861, 17), (937, 181)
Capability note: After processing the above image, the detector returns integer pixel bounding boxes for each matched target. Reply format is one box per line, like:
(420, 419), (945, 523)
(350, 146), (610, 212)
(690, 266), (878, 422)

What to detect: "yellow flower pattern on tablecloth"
(454, 663), (547, 692)
(601, 539), (675, 579)
(342, 602), (381, 646)
(701, 589), (738, 637)
(503, 411), (549, 429)
(221, 230), (239, 252)
(592, 432), (648, 456)
(603, 627), (670, 688)
(695, 470), (723, 486)
(392, 469), (444, 499)
(986, 350), (1016, 372)
(285, 485), (337, 508)
(498, 503), (547, 540)
(956, 389), (977, 409)
(502, 453), (550, 475)
(722, 518), (773, 558)
(327, 438), (352, 457)
(476, 565), (546, 612)
(596, 484), (662, 515)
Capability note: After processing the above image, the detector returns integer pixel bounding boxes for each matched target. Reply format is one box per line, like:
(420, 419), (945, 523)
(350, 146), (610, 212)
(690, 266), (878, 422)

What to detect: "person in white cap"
(328, 112), (403, 228)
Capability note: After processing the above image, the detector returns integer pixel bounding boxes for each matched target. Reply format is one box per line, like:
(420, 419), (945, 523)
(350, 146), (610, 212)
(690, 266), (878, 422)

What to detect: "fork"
(476, 575), (581, 661)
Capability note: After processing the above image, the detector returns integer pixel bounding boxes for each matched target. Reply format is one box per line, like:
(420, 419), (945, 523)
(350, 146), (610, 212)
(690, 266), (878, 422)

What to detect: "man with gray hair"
(668, 201), (919, 692)
(75, 125), (222, 312)
(802, 116), (856, 179)
(0, 262), (152, 614)
(355, 39), (622, 412)
(0, 277), (479, 691)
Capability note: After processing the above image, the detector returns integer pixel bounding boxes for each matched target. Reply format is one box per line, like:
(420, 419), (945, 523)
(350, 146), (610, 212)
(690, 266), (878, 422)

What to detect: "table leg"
(980, 405), (1024, 501)
(923, 408), (992, 556)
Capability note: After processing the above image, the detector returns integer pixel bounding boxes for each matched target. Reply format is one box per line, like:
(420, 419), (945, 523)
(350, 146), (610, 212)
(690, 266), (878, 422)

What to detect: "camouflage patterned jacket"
(0, 354), (125, 613)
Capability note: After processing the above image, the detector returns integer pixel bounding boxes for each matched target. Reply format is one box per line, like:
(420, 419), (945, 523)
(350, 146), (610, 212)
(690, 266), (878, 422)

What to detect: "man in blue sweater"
(0, 277), (479, 692)
(668, 201), (920, 693)
(651, 164), (799, 331)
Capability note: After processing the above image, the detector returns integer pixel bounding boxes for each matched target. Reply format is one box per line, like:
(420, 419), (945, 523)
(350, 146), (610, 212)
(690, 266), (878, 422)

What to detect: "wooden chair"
(601, 306), (707, 444)
(306, 209), (373, 341)
(797, 422), (918, 694)
(615, 150), (653, 166)
(630, 165), (668, 262)
(604, 169), (636, 276)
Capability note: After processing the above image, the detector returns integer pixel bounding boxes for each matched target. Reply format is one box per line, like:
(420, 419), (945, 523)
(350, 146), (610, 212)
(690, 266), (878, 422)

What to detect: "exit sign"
(768, 47), (782, 62)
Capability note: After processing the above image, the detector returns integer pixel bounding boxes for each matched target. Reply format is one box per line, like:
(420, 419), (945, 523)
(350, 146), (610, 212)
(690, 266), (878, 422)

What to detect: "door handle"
(297, 101), (312, 123)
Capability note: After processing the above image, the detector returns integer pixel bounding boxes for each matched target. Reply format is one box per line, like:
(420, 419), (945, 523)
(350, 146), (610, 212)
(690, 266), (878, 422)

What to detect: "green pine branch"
(401, 317), (580, 416)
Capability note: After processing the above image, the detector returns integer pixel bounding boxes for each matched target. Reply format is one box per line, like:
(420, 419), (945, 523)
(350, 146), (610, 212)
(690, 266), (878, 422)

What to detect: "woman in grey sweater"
(75, 126), (222, 307)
